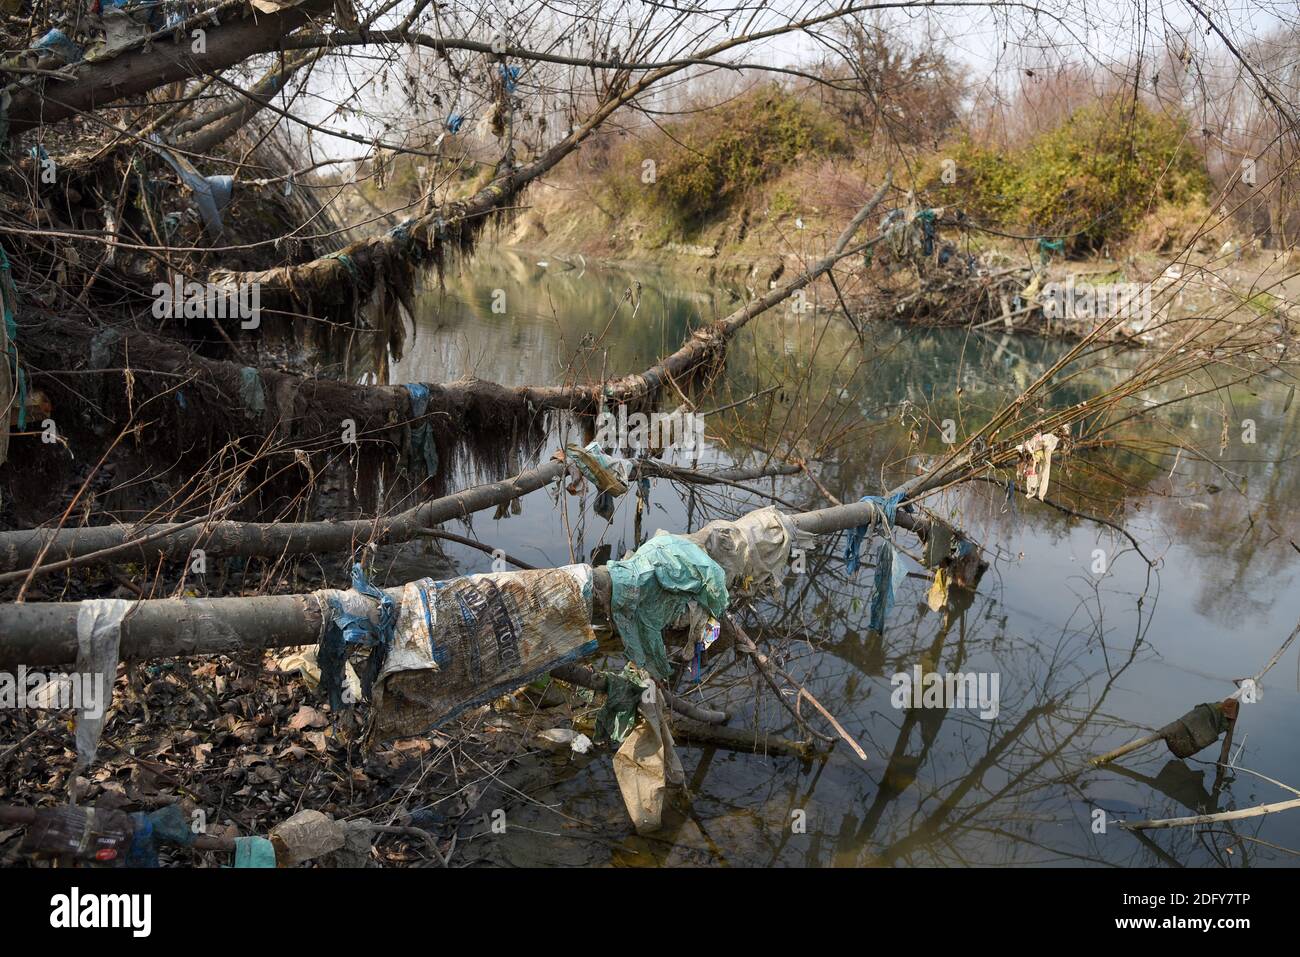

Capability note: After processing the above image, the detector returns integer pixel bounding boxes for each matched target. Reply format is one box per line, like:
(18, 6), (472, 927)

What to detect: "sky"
(281, 0), (1297, 164)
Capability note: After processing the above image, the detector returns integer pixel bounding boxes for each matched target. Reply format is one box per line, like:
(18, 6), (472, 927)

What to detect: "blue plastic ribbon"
(844, 490), (906, 574)
(319, 563), (398, 708)
(405, 383), (438, 479)
(844, 490), (910, 637)
(868, 540), (910, 636)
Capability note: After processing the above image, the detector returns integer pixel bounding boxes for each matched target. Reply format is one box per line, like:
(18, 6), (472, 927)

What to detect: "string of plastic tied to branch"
(1038, 236), (1066, 266)
(844, 490), (985, 631)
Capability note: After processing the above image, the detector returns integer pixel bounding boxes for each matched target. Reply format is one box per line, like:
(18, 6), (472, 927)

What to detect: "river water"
(391, 249), (1300, 867)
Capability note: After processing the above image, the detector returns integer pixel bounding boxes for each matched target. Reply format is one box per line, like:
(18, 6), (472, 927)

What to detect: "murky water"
(393, 249), (1300, 867)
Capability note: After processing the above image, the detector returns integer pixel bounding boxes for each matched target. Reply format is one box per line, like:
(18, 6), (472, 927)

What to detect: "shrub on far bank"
(602, 84), (855, 238)
(923, 102), (1211, 252)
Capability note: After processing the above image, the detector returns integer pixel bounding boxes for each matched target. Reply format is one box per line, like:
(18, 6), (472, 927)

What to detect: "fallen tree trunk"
(0, 460), (799, 576)
(671, 717), (815, 759)
(0, 477), (974, 667)
(25, 171), (888, 419)
(8, 183), (889, 571)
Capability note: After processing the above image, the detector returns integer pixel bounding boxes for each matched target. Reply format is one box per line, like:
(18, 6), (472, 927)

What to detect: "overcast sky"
(287, 0), (1297, 163)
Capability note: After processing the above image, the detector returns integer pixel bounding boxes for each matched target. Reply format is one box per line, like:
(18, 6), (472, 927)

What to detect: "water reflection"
(392, 249), (1300, 867)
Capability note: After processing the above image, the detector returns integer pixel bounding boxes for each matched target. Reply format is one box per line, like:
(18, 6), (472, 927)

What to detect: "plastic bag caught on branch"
(560, 441), (630, 521)
(606, 535), (728, 681)
(683, 505), (797, 597)
(613, 688), (683, 834)
(146, 135), (234, 238)
(74, 598), (133, 773)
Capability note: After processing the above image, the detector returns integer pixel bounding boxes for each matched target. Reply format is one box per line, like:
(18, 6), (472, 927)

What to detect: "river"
(388, 248), (1300, 867)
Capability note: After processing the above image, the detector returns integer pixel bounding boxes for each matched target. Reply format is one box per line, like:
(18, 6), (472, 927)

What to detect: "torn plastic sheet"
(233, 836), (277, 868)
(95, 5), (155, 59)
(607, 535), (728, 681)
(371, 565), (598, 741)
(880, 205), (943, 260)
(1017, 431), (1061, 500)
(405, 383), (439, 479)
(923, 519), (954, 569)
(74, 598), (132, 772)
(126, 804), (195, 868)
(613, 688), (683, 834)
(34, 29), (83, 65)
(1162, 702), (1233, 758)
(318, 563), (396, 709)
(684, 505), (797, 597)
(276, 645), (362, 702)
(868, 541), (909, 637)
(270, 808), (345, 866)
(566, 442), (629, 494)
(238, 366), (265, 414)
(562, 442), (630, 521)
(926, 566), (950, 612)
(146, 134), (234, 237)
(594, 663), (648, 745)
(499, 63), (522, 93)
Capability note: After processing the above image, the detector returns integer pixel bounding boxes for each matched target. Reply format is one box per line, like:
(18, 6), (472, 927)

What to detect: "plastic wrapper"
(371, 565), (598, 741)
(683, 505), (797, 597)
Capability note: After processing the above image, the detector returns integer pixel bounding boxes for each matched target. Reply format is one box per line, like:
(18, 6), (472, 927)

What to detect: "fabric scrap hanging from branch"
(318, 563), (397, 709)
(843, 491), (907, 574)
(870, 540), (910, 636)
(405, 383), (439, 480)
(843, 491), (910, 637)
